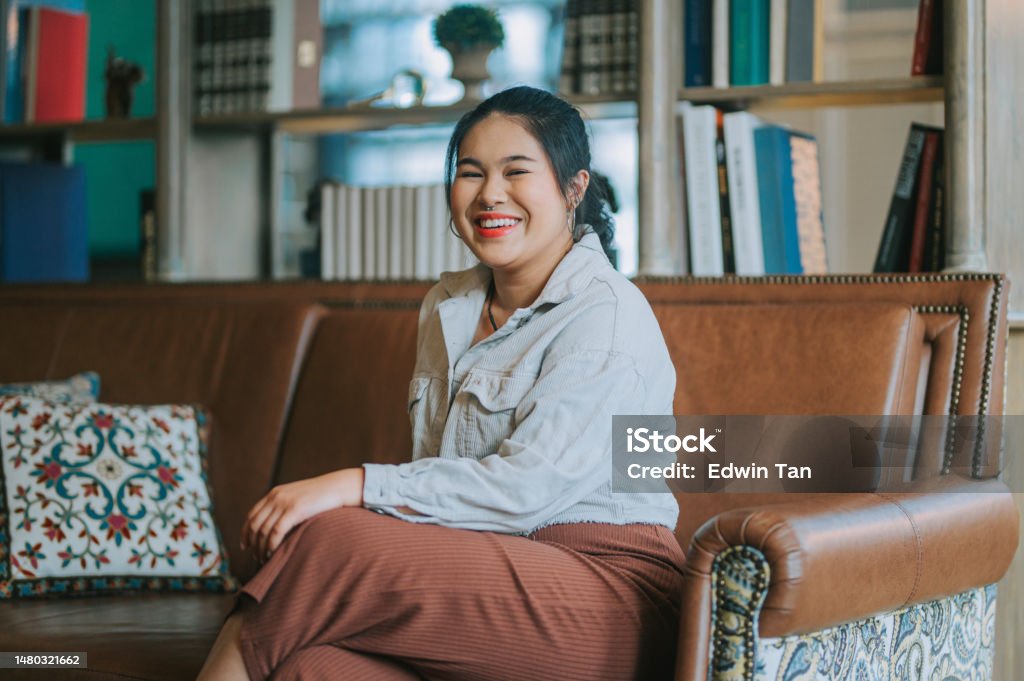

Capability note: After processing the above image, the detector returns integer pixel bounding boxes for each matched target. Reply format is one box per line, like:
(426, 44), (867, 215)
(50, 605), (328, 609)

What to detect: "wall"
(72, 0), (155, 261)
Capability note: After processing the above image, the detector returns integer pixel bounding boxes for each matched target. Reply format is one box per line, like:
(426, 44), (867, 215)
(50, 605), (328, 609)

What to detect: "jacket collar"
(439, 230), (608, 311)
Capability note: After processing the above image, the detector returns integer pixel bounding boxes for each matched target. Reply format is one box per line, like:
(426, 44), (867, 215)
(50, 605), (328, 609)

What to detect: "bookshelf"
(679, 76), (943, 110)
(0, 118), (157, 144)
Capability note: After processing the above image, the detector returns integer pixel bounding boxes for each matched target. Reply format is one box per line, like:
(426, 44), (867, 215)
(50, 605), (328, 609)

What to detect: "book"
(723, 111), (767, 274)
(24, 5), (88, 123)
(680, 103), (724, 275)
(714, 110), (735, 273)
(711, 0), (729, 88)
(559, 0), (581, 93)
(754, 126), (825, 274)
(785, 0), (823, 83)
(911, 0), (943, 76)
(874, 123), (936, 272)
(788, 131), (826, 274)
(319, 181), (335, 279)
(768, 0), (786, 85)
(0, 161), (88, 282)
(345, 184), (362, 279)
(907, 130), (939, 272)
(1, 0), (85, 122)
(922, 131), (945, 272)
(683, 0), (712, 87)
(388, 185), (402, 278)
(429, 183), (447, 277)
(413, 184), (431, 279)
(375, 186), (389, 278)
(332, 182), (348, 280)
(729, 0), (769, 86)
(140, 188), (157, 281)
(362, 186), (376, 279)
(400, 185), (415, 277)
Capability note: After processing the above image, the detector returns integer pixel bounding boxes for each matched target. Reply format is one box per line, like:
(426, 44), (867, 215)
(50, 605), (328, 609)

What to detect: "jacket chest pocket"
(453, 373), (534, 458)
(408, 376), (442, 459)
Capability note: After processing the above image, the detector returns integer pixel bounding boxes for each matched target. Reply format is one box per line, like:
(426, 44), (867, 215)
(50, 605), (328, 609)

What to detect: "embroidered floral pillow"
(0, 372), (100, 407)
(0, 396), (238, 598)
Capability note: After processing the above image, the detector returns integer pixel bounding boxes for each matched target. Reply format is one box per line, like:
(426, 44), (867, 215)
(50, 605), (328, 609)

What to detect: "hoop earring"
(566, 204), (577, 237)
(448, 219), (462, 240)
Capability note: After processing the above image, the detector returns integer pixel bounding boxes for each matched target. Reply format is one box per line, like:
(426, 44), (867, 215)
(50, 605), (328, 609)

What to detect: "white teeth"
(479, 218), (520, 228)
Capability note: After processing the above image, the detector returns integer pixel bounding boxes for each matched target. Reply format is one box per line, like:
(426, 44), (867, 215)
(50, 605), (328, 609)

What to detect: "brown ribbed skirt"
(225, 507), (686, 681)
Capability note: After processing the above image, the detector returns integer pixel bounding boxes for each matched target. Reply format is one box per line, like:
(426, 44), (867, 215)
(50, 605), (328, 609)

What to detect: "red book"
(911, 0), (943, 76)
(908, 131), (939, 272)
(24, 7), (89, 123)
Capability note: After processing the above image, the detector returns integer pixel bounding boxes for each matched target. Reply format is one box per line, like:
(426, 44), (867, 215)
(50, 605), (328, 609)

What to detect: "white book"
(375, 187), (389, 278)
(769, 0), (786, 86)
(430, 184), (447, 278)
(362, 186), (376, 279)
(332, 183), (348, 280)
(413, 185), (431, 279)
(388, 186), (403, 278)
(711, 0), (729, 88)
(319, 182), (335, 279)
(400, 186), (416, 278)
(346, 185), (362, 279)
(680, 103), (724, 275)
(723, 111), (767, 275)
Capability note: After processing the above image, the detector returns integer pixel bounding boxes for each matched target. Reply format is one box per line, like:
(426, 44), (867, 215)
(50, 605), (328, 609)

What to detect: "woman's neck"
(490, 240), (574, 313)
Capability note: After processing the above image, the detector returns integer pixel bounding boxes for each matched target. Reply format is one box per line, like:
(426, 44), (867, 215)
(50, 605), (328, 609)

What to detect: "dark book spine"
(559, 0), (580, 94)
(715, 111), (735, 274)
(684, 0), (712, 87)
(908, 130), (939, 272)
(873, 124), (928, 272)
(922, 131), (946, 271)
(140, 188), (157, 282)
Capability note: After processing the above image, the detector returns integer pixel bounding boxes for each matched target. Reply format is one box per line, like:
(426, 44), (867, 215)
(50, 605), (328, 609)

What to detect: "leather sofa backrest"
(274, 303), (422, 484)
(637, 274), (1011, 548)
(0, 298), (324, 581)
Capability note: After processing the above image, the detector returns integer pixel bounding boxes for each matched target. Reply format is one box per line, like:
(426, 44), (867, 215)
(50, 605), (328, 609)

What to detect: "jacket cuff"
(361, 463), (403, 508)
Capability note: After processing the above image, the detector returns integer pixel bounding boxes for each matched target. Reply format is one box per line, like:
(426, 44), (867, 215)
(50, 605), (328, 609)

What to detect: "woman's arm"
(240, 467), (365, 560)
(362, 348), (647, 533)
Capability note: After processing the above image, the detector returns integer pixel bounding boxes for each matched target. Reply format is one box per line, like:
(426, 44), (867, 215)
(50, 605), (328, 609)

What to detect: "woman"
(197, 86), (684, 681)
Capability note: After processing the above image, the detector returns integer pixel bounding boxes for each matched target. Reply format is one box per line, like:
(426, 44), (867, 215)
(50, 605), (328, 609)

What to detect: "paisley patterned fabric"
(755, 585), (997, 681)
(706, 542), (998, 681)
(0, 372), (100, 407)
(0, 396), (237, 598)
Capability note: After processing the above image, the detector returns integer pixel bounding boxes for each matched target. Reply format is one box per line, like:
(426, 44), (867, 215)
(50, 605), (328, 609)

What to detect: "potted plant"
(433, 4), (505, 101)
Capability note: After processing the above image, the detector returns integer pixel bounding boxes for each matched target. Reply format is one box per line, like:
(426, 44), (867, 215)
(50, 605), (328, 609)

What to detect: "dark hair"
(443, 85), (616, 262)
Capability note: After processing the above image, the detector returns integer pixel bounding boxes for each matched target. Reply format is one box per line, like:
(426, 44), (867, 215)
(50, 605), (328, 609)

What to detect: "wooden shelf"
(195, 95), (637, 136)
(679, 77), (944, 110)
(0, 117), (157, 143)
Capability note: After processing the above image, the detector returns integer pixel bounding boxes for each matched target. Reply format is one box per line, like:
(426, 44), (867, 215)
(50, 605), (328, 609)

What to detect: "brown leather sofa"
(0, 274), (1017, 681)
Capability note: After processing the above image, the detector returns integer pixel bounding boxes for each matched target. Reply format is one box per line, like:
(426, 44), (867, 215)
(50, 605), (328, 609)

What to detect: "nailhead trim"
(708, 545), (770, 681)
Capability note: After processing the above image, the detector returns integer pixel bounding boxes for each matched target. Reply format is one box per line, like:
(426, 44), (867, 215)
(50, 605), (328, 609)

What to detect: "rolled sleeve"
(361, 349), (645, 533)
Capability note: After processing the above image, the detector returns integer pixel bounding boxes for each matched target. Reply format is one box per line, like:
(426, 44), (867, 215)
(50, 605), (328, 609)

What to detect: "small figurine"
(104, 46), (144, 118)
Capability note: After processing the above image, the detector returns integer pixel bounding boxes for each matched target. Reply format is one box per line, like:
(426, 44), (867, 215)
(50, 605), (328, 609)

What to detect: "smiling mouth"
(475, 217), (522, 230)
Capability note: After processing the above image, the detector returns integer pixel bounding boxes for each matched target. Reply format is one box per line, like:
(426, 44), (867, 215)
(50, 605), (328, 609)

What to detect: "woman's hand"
(240, 467), (365, 562)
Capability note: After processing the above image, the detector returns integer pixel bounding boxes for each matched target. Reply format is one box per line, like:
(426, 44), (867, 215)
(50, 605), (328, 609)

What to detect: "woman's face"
(450, 114), (582, 277)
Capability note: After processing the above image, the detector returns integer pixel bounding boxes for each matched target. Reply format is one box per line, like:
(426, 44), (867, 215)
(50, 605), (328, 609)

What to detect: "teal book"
(729, 0), (769, 86)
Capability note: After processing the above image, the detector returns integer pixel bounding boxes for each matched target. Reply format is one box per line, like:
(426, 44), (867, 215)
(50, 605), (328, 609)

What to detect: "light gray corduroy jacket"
(362, 230), (679, 534)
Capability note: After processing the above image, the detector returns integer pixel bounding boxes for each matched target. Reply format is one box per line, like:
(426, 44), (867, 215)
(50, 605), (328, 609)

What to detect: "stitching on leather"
(877, 493), (924, 608)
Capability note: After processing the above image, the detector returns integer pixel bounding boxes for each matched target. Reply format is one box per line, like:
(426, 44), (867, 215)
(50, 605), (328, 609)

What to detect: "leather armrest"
(674, 476), (1018, 681)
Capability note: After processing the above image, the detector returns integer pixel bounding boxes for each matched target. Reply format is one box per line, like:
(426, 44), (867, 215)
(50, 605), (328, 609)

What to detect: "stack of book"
(873, 123), (945, 273)
(1, 0), (89, 123)
(319, 183), (477, 281)
(559, 0), (639, 97)
(193, 0), (321, 116)
(678, 103), (827, 276)
(684, 0), (822, 88)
